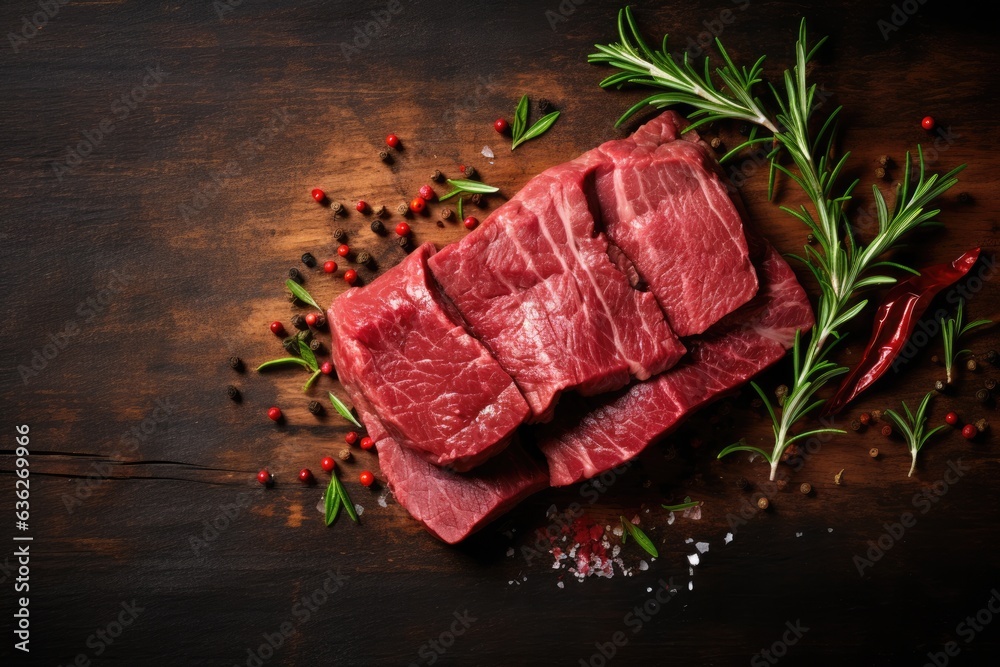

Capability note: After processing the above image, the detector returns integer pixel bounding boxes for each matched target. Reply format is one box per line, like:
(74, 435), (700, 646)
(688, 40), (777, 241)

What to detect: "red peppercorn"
(409, 197), (426, 214)
(311, 188), (326, 203)
(321, 456), (336, 473)
(337, 244), (350, 257)
(945, 412), (960, 426)
(360, 436), (374, 451)
(356, 200), (367, 213)
(298, 468), (313, 484)
(305, 312), (319, 327)
(463, 216), (479, 230)
(921, 116), (935, 131)
(269, 321), (285, 336)
(359, 470), (375, 487)
(345, 431), (359, 445)
(859, 412), (871, 425)
(962, 423), (977, 440)
(419, 184), (435, 201)
(385, 133), (400, 149)
(256, 469), (272, 485)
(880, 424), (893, 437)
(320, 361), (334, 375)
(395, 222), (411, 236)
(494, 118), (509, 133)
(267, 406), (282, 422)
(323, 260), (337, 274)
(344, 269), (357, 285)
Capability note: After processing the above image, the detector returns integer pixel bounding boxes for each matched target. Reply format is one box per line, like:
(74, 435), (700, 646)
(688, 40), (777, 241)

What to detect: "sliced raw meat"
(429, 162), (685, 422)
(354, 400), (549, 544)
(588, 111), (759, 336)
(535, 235), (813, 486)
(328, 242), (529, 471)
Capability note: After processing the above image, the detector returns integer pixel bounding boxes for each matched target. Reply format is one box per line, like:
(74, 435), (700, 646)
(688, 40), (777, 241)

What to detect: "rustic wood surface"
(1, 0), (998, 665)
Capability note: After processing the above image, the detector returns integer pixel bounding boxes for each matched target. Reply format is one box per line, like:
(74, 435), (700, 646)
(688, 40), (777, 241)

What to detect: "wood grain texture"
(1, 1), (998, 665)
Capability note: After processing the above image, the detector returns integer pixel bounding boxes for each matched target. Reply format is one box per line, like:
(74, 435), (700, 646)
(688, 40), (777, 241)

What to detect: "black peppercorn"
(339, 449), (352, 462)
(874, 167), (886, 180)
(850, 419), (861, 431)
(436, 220), (444, 228)
(314, 314), (326, 329)
(333, 228), (346, 242)
(370, 219), (385, 234)
(396, 203), (409, 216)
(228, 356), (244, 371)
(227, 385), (240, 401)
(397, 236), (410, 250)
(301, 252), (316, 268)
(373, 204), (387, 217)
(470, 193), (483, 207)
(282, 337), (298, 355)
(709, 136), (723, 150)
(431, 169), (443, 182)
(869, 447), (879, 458)
(877, 154), (889, 167)
(291, 314), (307, 330)
(331, 202), (345, 215)
(537, 98), (551, 113)
(799, 482), (812, 495)
(976, 388), (990, 404)
(756, 496), (769, 510)
(308, 400), (324, 415)
(463, 165), (477, 179)
(738, 122), (751, 136)
(957, 192), (972, 204)
(379, 150), (390, 162)
(986, 378), (997, 391)
(931, 354), (940, 364)
(976, 418), (990, 434)
(288, 267), (303, 283)
(309, 338), (323, 353)
(934, 379), (946, 392)
(806, 233), (815, 244)
(357, 252), (371, 266)
(775, 384), (789, 399)
(441, 208), (453, 220)
(967, 358), (978, 372)
(985, 350), (998, 364)
(735, 476), (749, 490)
(775, 478), (788, 491)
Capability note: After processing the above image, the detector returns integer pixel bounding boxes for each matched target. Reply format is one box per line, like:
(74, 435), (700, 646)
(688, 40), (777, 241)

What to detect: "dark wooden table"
(2, 1), (998, 665)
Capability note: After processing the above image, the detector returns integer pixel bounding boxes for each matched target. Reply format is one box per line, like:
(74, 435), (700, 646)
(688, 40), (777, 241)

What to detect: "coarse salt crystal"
(612, 525), (624, 537)
(377, 492), (388, 508)
(647, 587), (653, 593)
(506, 547), (515, 557)
(638, 560), (648, 571)
(684, 538), (694, 544)
(612, 545), (621, 558)
(695, 542), (709, 554)
(481, 146), (494, 159)
(828, 528), (833, 533)
(687, 553), (700, 566)
(689, 566), (693, 576)
(354, 504), (364, 516)
(667, 512), (675, 525)
(724, 532), (734, 544)
(557, 581), (564, 589)
(688, 581), (694, 591)
(795, 532), (803, 538)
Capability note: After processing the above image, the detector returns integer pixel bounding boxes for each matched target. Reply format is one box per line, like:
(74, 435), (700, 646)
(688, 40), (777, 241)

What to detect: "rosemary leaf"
(286, 279), (321, 310)
(661, 497), (701, 512)
(512, 94), (529, 142)
(328, 391), (363, 428)
(512, 111), (561, 150)
(620, 516), (658, 558)
(324, 476), (341, 526)
(438, 179), (500, 201)
(256, 357), (311, 372)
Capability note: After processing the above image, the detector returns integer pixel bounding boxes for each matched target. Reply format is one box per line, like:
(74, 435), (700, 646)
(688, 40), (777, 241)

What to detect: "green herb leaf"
(438, 179), (500, 202)
(324, 476), (341, 526)
(512, 94), (529, 142)
(457, 196), (464, 221)
(340, 476), (359, 523)
(328, 391), (362, 428)
(285, 279), (321, 311)
(297, 338), (319, 372)
(303, 368), (322, 392)
(512, 111), (560, 150)
(619, 516), (658, 558)
(661, 496), (701, 512)
(256, 357), (311, 372)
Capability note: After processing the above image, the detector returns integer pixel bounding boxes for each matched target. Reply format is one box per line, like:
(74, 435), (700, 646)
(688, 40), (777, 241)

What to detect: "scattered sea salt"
(687, 553), (700, 566)
(647, 587), (653, 593)
(689, 566), (694, 576)
(377, 492), (388, 508)
(796, 532), (803, 538)
(506, 547), (515, 558)
(828, 528), (833, 533)
(557, 581), (564, 589)
(684, 538), (694, 544)
(695, 542), (709, 554)
(612, 545), (621, 558)
(638, 560), (648, 571)
(612, 525), (624, 537)
(688, 581), (694, 591)
(354, 504), (364, 516)
(481, 145), (494, 159)
(724, 532), (734, 544)
(683, 505), (702, 521)
(667, 512), (675, 525)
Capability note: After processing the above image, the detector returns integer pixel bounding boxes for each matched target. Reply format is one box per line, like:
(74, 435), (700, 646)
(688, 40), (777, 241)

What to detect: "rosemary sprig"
(324, 471), (359, 526)
(328, 391), (363, 428)
(884, 391), (947, 477)
(940, 299), (991, 384)
(619, 516), (658, 558)
(593, 10), (964, 480)
(661, 496), (701, 512)
(509, 95), (561, 150)
(438, 178), (499, 202)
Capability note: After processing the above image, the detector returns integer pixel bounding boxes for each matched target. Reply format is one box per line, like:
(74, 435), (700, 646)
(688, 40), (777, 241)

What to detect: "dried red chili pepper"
(825, 247), (981, 415)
